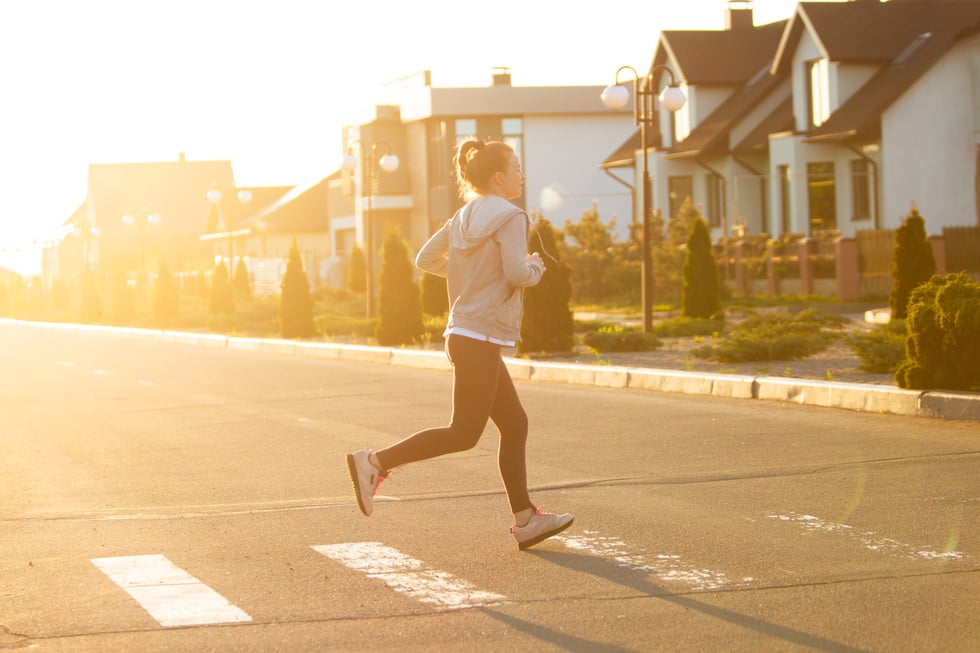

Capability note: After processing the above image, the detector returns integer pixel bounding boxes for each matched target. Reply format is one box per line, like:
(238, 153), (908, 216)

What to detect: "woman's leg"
(489, 361), (533, 514)
(374, 335), (500, 471)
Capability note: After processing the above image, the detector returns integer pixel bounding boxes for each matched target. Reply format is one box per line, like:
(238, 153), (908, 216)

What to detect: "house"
(60, 153), (235, 282)
(606, 0), (980, 243)
(332, 67), (636, 293)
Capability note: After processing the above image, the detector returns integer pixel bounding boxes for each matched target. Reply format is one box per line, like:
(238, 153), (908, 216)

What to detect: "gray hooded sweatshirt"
(416, 194), (544, 343)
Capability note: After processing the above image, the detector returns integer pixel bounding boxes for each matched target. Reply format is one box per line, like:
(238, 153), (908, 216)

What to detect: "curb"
(5, 319), (978, 422)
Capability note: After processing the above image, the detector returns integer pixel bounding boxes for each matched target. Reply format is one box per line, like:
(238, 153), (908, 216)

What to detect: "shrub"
(583, 325), (661, 353)
(208, 262), (234, 315)
(347, 244), (366, 294)
(889, 207), (935, 320)
(520, 216), (575, 353)
(153, 258), (180, 326)
(80, 271), (103, 323)
(279, 242), (315, 339)
(695, 309), (843, 363)
(420, 272), (448, 316)
(848, 319), (907, 374)
(375, 225), (424, 346)
(682, 217), (723, 319)
(896, 273), (980, 390)
(234, 259), (252, 299)
(654, 316), (723, 338)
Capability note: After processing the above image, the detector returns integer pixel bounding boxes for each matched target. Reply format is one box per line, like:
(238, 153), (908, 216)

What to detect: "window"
(454, 119), (476, 147)
(850, 159), (870, 221)
(668, 176), (693, 220)
(705, 174), (724, 228)
(778, 165), (791, 234)
(807, 162), (837, 234)
(501, 118), (523, 160)
(807, 59), (830, 128)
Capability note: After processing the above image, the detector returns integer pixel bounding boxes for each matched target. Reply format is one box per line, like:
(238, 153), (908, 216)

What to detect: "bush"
(420, 272), (448, 316)
(208, 262), (234, 315)
(234, 259), (252, 299)
(695, 309), (843, 363)
(848, 319), (907, 373)
(896, 273), (980, 390)
(153, 258), (180, 326)
(583, 325), (662, 353)
(347, 244), (366, 294)
(279, 242), (315, 339)
(520, 216), (575, 353)
(889, 207), (935, 320)
(654, 316), (723, 338)
(682, 217), (723, 319)
(375, 225), (424, 346)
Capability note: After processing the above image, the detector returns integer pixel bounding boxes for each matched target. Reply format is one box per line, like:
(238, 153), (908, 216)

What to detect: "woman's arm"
(496, 212), (544, 288)
(415, 218), (451, 277)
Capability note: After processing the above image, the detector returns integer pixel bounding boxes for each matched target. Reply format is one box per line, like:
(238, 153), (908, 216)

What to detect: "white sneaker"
(511, 508), (574, 550)
(345, 450), (387, 516)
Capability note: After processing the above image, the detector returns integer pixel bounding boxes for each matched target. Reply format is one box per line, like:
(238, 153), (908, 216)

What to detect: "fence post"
(835, 237), (860, 302)
(766, 239), (780, 298)
(799, 238), (815, 296)
(734, 240), (749, 297)
(929, 235), (946, 275)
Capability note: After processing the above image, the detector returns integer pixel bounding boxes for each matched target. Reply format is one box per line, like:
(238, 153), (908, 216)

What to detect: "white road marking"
(313, 542), (506, 610)
(768, 512), (964, 560)
(91, 554), (252, 627)
(555, 532), (752, 591)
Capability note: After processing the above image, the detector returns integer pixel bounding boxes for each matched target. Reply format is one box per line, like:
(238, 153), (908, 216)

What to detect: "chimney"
(491, 66), (512, 86)
(726, 0), (754, 30)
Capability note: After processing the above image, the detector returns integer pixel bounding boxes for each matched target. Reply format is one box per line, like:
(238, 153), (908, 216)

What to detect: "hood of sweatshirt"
(450, 195), (525, 252)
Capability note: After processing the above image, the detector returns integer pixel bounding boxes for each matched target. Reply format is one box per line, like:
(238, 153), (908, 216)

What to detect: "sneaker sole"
(345, 454), (371, 517)
(517, 517), (574, 551)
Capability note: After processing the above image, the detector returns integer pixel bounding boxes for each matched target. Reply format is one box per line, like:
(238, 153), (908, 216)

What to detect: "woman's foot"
(511, 509), (574, 550)
(345, 449), (387, 516)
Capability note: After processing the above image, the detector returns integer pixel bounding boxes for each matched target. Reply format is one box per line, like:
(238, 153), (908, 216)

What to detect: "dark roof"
(657, 20), (786, 85)
(665, 64), (787, 159)
(599, 128), (664, 169)
(799, 2), (980, 142)
(239, 173), (340, 234)
(82, 157), (234, 237)
(733, 97), (795, 153)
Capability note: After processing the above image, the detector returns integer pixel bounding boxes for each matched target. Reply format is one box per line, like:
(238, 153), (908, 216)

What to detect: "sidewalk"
(7, 318), (978, 423)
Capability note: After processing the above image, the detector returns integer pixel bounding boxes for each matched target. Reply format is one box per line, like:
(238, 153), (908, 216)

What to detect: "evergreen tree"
(153, 257), (180, 326)
(208, 261), (235, 315)
(889, 206), (936, 320)
(347, 244), (366, 294)
(279, 241), (315, 338)
(0, 281), (8, 317)
(79, 271), (103, 323)
(519, 216), (575, 353)
(109, 272), (135, 324)
(682, 217), (723, 319)
(233, 259), (252, 299)
(375, 225), (424, 346)
(421, 272), (448, 316)
(653, 198), (699, 305)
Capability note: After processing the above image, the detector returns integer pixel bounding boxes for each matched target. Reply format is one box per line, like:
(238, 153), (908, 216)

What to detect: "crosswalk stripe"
(91, 554), (252, 627)
(312, 542), (506, 611)
(555, 532), (754, 591)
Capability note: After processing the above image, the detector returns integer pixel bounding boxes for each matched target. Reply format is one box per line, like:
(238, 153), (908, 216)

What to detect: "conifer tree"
(233, 259), (251, 299)
(375, 225), (424, 346)
(519, 216), (574, 353)
(889, 206), (936, 320)
(421, 272), (448, 316)
(347, 244), (366, 294)
(208, 261), (234, 315)
(153, 257), (180, 326)
(0, 281), (8, 317)
(279, 241), (315, 338)
(79, 271), (103, 323)
(682, 217), (723, 319)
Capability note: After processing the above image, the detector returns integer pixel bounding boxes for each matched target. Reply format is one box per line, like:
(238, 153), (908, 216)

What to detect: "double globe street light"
(601, 65), (686, 333)
(341, 141), (399, 318)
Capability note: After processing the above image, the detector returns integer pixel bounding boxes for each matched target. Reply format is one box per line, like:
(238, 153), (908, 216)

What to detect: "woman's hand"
(526, 252), (546, 273)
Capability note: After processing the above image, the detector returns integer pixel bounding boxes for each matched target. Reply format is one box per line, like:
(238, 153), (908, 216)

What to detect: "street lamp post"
(341, 141), (400, 318)
(602, 65), (686, 333)
(206, 188), (253, 275)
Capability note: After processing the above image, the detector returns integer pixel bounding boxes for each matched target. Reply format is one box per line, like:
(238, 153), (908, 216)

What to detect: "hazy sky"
(0, 0), (822, 273)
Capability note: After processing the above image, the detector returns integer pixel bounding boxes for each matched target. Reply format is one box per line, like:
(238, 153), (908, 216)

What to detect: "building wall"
(522, 114), (635, 238)
(882, 34), (980, 232)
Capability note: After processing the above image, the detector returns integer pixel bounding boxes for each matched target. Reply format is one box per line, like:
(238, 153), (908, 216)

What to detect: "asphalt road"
(1, 322), (978, 652)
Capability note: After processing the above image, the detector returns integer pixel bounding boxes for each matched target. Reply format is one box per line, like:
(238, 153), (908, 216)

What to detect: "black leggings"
(374, 334), (532, 513)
